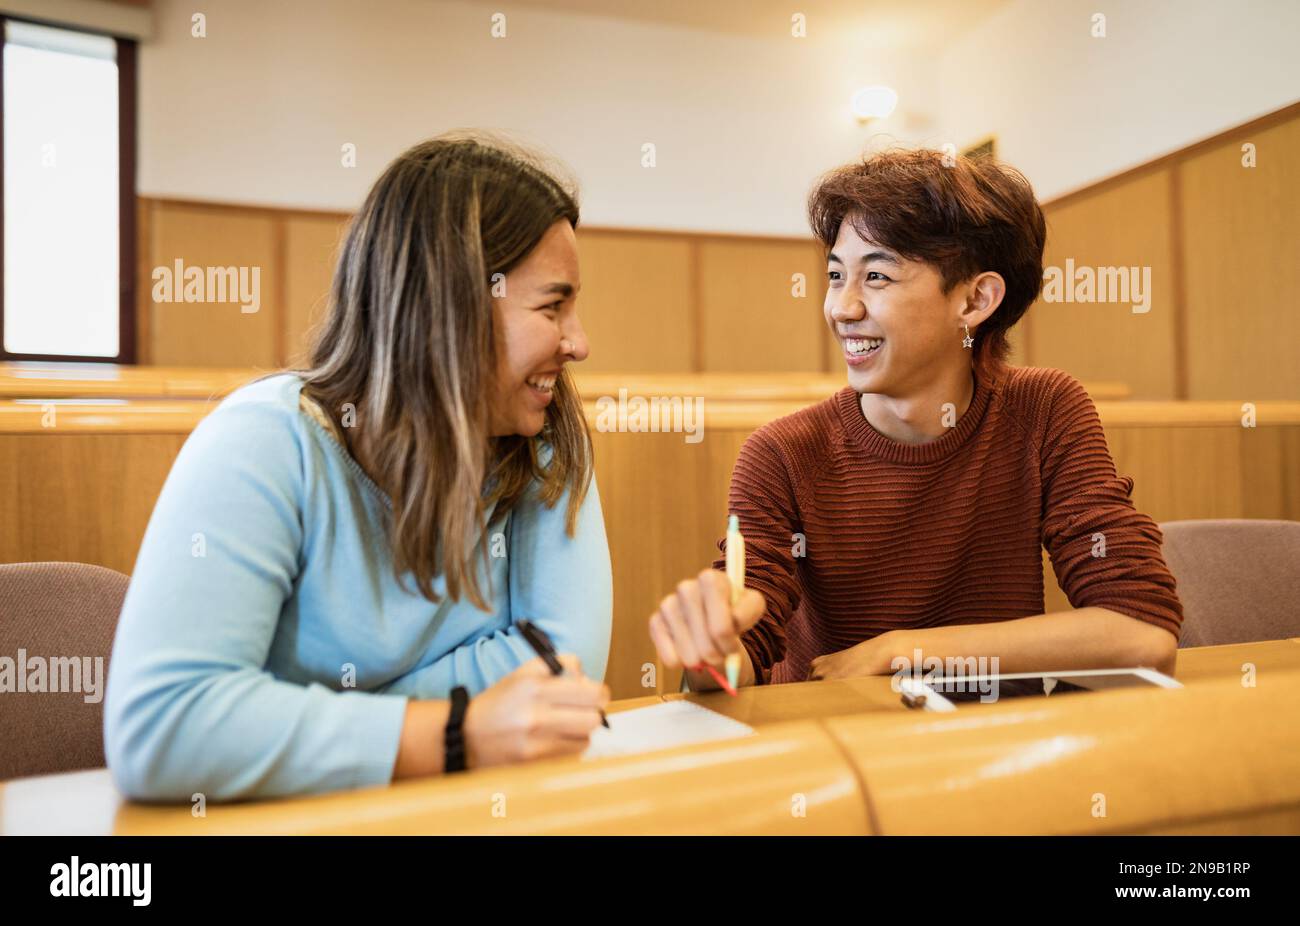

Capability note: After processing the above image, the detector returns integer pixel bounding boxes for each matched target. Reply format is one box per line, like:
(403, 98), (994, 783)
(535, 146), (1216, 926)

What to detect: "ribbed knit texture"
(712, 366), (1183, 685)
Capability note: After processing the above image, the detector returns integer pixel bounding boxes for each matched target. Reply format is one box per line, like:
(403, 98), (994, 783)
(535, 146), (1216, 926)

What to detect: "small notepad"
(583, 700), (756, 760)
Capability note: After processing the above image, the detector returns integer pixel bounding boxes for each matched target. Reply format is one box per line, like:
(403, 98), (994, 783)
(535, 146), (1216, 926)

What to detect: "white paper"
(583, 700), (756, 760)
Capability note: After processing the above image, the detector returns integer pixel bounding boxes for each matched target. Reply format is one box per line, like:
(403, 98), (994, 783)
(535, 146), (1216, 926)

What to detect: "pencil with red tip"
(695, 661), (737, 696)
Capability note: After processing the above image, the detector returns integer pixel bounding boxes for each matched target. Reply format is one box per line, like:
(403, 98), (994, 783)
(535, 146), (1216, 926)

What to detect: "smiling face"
(490, 219), (588, 437)
(825, 218), (973, 398)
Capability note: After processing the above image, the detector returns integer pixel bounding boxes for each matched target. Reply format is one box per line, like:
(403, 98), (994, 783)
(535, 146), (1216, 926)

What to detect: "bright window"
(3, 20), (120, 358)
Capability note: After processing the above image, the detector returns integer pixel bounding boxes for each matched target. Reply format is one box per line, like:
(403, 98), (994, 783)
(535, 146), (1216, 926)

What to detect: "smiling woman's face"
(491, 219), (588, 437)
(825, 218), (968, 397)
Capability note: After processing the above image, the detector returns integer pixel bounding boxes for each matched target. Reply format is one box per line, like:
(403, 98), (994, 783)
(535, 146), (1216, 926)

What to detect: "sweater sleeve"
(1038, 373), (1183, 638)
(103, 401), (409, 802)
(710, 428), (805, 684)
(379, 475), (613, 697)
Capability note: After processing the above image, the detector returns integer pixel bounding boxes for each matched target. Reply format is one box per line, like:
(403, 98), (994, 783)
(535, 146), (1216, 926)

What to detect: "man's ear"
(959, 272), (1006, 330)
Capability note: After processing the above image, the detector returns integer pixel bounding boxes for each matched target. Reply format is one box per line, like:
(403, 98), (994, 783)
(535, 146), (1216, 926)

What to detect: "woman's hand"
(808, 634), (896, 681)
(463, 655), (609, 768)
(648, 569), (766, 687)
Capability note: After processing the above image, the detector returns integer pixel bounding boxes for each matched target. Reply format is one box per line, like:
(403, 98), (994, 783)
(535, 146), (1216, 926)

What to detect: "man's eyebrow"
(826, 250), (901, 265)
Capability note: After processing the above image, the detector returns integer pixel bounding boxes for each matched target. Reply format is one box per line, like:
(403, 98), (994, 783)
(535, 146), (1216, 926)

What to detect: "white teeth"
(845, 337), (884, 354)
(526, 374), (557, 391)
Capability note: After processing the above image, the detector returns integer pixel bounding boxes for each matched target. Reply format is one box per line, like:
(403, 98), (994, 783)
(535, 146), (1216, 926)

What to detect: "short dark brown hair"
(808, 148), (1046, 372)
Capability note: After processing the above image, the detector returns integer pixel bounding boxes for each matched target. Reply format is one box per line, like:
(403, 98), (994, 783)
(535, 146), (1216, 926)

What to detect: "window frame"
(0, 14), (137, 364)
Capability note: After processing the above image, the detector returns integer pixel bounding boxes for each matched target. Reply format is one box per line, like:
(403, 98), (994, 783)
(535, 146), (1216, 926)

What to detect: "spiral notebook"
(582, 700), (756, 760)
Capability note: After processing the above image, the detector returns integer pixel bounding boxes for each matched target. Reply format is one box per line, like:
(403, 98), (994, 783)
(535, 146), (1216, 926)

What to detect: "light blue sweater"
(104, 374), (612, 801)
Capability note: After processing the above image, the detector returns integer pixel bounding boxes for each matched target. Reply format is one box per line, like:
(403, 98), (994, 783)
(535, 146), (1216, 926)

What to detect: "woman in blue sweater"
(104, 135), (612, 801)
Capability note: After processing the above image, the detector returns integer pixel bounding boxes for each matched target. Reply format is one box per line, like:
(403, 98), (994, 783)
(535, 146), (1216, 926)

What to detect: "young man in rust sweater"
(648, 149), (1182, 689)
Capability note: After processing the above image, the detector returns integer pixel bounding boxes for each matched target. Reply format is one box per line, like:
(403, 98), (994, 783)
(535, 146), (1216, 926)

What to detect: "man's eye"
(866, 271), (891, 282)
(827, 270), (842, 282)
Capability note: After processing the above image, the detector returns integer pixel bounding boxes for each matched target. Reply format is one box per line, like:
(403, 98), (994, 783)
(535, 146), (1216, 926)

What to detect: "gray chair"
(0, 562), (128, 780)
(1160, 520), (1300, 647)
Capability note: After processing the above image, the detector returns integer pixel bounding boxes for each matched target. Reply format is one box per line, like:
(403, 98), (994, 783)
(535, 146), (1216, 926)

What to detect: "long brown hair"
(301, 133), (593, 610)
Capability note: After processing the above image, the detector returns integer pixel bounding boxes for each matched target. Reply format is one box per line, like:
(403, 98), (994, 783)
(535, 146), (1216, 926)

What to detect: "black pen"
(517, 619), (609, 728)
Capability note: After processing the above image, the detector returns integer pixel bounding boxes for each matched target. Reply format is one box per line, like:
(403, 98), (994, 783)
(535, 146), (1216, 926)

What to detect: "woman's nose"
(562, 315), (590, 362)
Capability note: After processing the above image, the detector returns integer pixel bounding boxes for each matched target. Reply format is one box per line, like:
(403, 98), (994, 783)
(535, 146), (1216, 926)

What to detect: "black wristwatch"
(444, 686), (470, 773)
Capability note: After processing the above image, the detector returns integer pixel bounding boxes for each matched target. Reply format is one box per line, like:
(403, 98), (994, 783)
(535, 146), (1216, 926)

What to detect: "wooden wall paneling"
(272, 215), (287, 366)
(1107, 424), (1246, 523)
(0, 432), (188, 575)
(1041, 413), (1300, 618)
(145, 202), (281, 368)
(284, 213), (349, 367)
(1168, 164), (1189, 399)
(592, 429), (692, 698)
(135, 199), (154, 364)
(698, 238), (827, 373)
(1239, 423), (1300, 521)
(573, 231), (695, 373)
(1031, 168), (1179, 399)
(129, 102), (1299, 393)
(590, 424), (738, 699)
(1179, 116), (1300, 401)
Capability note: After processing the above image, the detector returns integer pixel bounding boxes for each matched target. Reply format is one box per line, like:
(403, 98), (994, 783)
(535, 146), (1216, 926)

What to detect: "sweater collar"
(834, 369), (997, 464)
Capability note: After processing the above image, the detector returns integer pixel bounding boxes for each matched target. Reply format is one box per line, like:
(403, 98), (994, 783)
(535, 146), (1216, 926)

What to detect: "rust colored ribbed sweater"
(711, 366), (1183, 685)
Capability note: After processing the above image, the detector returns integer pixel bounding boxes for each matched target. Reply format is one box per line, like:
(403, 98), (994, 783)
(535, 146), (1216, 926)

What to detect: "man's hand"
(808, 633), (896, 681)
(648, 569), (765, 688)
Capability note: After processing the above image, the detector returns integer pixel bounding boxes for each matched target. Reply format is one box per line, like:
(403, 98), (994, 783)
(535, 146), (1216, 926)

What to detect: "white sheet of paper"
(583, 700), (755, 760)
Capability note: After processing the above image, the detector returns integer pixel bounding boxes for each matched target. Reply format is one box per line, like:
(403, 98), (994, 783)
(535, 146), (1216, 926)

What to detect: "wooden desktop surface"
(0, 362), (1136, 404)
(3, 639), (1297, 836)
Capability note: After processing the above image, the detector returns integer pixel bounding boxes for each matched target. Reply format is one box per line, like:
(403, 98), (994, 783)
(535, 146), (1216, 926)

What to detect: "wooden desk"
(0, 363), (1134, 404)
(665, 676), (907, 725)
(1, 721), (868, 837)
(829, 671), (1300, 836)
(660, 638), (1300, 724)
(0, 398), (213, 432)
(1173, 637), (1300, 683)
(0, 362), (259, 400)
(2, 640), (1297, 836)
(580, 373), (1130, 404)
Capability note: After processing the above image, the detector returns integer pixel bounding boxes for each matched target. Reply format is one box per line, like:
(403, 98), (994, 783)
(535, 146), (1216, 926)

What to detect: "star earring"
(962, 325), (974, 349)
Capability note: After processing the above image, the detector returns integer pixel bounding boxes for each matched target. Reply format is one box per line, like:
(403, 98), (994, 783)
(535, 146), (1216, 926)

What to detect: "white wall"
(137, 0), (1300, 231)
(138, 0), (937, 236)
(935, 0), (1300, 202)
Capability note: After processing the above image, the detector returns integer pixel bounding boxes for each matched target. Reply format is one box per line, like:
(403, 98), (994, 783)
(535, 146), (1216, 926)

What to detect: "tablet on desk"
(897, 668), (1182, 712)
